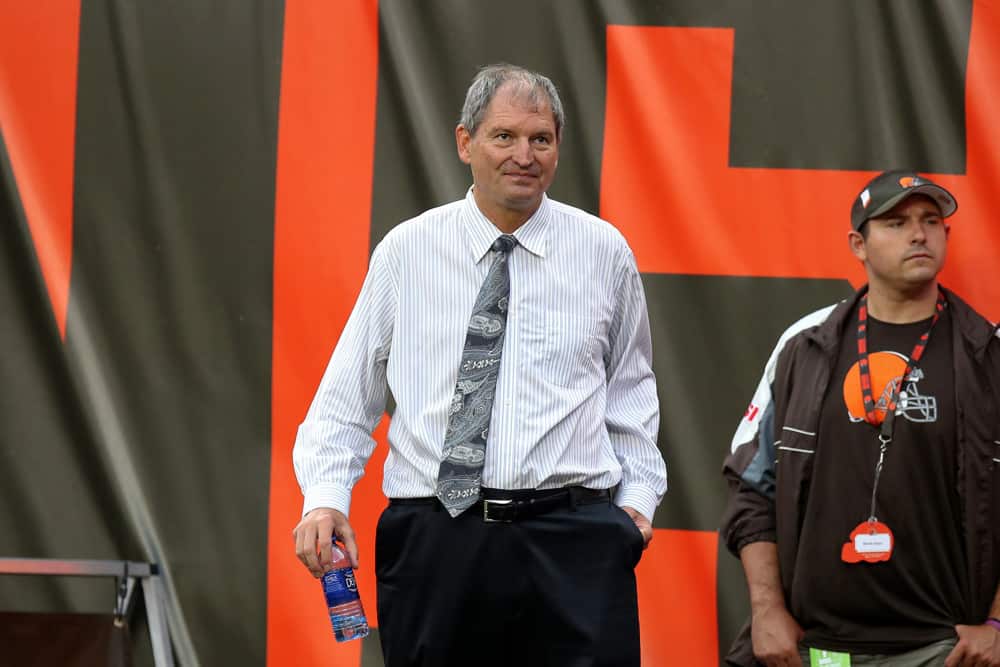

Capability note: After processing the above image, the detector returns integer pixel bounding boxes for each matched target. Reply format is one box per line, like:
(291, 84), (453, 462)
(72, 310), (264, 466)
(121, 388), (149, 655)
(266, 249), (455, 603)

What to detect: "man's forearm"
(740, 540), (804, 663)
(740, 541), (788, 615)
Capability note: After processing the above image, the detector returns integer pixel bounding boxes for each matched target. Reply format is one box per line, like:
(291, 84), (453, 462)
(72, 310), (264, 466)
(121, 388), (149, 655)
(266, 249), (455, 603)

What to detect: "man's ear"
(456, 125), (472, 164)
(848, 229), (867, 262)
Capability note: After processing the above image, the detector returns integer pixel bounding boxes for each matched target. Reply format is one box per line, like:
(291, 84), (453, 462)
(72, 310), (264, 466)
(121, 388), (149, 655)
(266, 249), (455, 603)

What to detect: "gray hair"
(459, 63), (565, 139)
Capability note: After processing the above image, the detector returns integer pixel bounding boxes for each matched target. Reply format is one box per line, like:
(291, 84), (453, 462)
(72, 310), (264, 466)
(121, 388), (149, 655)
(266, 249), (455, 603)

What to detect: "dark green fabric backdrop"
(0, 1), (980, 665)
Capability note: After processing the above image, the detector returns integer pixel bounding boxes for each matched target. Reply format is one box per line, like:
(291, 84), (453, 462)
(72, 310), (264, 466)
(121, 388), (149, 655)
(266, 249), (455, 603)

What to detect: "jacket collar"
(941, 286), (998, 361)
(806, 284), (998, 361)
(804, 287), (866, 355)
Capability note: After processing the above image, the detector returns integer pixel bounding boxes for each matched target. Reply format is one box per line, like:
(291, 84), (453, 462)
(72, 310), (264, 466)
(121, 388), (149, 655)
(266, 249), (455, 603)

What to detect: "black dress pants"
(375, 495), (645, 667)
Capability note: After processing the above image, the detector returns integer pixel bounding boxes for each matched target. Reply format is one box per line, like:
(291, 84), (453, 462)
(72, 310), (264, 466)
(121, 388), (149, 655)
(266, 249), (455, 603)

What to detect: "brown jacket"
(720, 286), (1000, 666)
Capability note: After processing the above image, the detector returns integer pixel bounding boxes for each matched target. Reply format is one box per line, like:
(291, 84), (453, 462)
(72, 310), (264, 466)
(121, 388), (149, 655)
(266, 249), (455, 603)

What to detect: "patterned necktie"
(436, 234), (517, 517)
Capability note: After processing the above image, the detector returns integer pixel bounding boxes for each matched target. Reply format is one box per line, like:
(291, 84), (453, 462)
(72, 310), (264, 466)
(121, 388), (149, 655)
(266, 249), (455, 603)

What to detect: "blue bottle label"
(321, 567), (360, 607)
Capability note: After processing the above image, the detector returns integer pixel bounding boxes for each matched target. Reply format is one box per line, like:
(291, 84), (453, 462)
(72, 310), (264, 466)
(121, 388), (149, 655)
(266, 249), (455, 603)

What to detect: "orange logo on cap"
(898, 176), (920, 188)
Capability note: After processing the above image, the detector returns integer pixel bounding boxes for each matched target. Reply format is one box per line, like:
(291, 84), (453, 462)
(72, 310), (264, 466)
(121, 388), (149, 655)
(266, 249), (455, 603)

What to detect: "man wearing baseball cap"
(721, 170), (1000, 666)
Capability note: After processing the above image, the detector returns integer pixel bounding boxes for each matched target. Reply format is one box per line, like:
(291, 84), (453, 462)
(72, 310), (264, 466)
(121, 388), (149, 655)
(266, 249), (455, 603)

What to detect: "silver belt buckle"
(483, 498), (513, 522)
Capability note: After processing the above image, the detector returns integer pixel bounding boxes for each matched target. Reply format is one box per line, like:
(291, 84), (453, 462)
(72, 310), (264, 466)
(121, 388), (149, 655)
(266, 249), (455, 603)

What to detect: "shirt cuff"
(734, 532), (777, 554)
(301, 483), (353, 518)
(614, 485), (660, 523)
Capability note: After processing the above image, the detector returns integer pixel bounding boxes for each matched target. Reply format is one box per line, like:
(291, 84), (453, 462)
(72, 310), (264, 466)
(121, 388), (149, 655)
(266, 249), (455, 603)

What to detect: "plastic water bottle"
(320, 538), (370, 642)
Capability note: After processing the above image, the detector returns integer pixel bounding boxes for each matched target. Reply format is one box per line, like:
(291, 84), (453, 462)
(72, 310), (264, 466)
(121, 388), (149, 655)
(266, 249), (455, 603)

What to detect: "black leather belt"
(389, 486), (611, 522)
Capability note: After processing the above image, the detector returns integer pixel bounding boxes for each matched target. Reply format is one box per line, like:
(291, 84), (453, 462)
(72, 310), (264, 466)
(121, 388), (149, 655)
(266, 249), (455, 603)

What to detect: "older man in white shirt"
(293, 63), (666, 667)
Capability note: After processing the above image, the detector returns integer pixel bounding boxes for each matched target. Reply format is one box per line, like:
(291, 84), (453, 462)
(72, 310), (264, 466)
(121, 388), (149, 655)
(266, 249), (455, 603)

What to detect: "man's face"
(456, 84), (560, 222)
(849, 194), (950, 294)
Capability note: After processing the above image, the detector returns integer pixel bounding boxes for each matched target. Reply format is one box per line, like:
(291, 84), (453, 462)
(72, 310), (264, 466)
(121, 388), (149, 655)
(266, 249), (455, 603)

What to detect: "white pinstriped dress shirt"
(294, 189), (667, 521)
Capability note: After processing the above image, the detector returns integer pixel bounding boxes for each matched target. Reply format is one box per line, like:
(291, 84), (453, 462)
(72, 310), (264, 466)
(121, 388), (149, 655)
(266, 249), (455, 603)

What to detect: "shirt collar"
(462, 187), (550, 262)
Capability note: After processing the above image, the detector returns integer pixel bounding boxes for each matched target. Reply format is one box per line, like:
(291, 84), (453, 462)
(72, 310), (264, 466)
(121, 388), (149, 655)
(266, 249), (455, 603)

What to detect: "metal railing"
(0, 558), (174, 667)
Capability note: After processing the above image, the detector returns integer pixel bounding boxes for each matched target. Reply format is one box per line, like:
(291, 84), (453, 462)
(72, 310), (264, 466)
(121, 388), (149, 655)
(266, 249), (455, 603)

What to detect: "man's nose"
(511, 138), (533, 165)
(911, 220), (928, 242)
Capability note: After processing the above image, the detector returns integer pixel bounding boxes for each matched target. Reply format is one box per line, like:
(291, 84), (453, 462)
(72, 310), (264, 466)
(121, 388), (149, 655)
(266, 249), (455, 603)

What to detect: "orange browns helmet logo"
(898, 176), (922, 188)
(842, 350), (938, 424)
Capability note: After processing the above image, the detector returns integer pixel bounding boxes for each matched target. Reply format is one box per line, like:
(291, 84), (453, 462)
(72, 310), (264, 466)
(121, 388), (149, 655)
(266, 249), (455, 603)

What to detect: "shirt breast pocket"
(531, 311), (602, 389)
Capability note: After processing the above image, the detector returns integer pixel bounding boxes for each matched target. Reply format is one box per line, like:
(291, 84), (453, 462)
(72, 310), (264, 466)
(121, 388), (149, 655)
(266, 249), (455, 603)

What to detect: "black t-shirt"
(790, 305), (966, 653)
